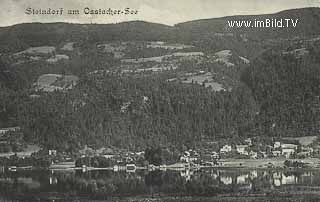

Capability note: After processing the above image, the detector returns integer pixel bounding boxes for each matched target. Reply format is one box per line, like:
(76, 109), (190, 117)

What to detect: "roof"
(281, 144), (298, 149)
(236, 145), (248, 148)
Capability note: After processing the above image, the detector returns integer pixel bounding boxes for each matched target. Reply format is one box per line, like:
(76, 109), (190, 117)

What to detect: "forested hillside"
(16, 75), (256, 151)
(0, 7), (319, 152)
(241, 41), (320, 138)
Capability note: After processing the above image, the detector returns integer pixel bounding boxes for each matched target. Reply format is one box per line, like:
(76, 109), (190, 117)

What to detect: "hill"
(0, 7), (319, 151)
(0, 21), (178, 53)
(176, 7), (320, 40)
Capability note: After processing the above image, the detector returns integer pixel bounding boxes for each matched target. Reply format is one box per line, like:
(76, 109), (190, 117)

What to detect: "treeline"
(0, 154), (50, 167)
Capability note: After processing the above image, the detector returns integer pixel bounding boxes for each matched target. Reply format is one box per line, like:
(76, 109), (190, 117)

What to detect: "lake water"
(0, 167), (320, 201)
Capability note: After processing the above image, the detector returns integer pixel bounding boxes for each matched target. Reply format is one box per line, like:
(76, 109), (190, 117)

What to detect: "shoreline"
(2, 158), (320, 172)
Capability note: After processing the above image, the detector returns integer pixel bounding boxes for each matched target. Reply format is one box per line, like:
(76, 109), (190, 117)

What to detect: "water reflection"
(0, 168), (320, 200)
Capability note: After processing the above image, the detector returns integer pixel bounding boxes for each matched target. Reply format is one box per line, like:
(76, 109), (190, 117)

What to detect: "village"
(1, 126), (320, 172)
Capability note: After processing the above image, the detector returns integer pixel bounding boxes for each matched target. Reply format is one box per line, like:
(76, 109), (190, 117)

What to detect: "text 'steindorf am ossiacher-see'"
(25, 7), (139, 16)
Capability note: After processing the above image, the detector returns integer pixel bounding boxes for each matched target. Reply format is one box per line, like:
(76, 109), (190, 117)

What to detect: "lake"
(1, 167), (320, 201)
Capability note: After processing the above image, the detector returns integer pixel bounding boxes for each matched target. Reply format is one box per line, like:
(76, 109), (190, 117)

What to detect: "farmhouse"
(236, 145), (249, 155)
(220, 145), (232, 154)
(274, 142), (281, 149)
(281, 144), (298, 158)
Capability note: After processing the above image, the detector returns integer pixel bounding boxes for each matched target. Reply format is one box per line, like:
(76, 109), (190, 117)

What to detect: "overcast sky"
(1, 0), (319, 27)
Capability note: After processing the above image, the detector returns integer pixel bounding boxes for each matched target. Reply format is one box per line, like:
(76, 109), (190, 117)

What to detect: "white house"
(220, 145), (232, 154)
(180, 150), (198, 163)
(274, 142), (281, 149)
(48, 149), (57, 156)
(236, 145), (249, 155)
(180, 155), (198, 163)
(281, 144), (298, 158)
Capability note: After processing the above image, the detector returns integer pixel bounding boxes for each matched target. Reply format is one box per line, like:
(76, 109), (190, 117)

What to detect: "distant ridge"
(0, 7), (320, 52)
(176, 7), (320, 39)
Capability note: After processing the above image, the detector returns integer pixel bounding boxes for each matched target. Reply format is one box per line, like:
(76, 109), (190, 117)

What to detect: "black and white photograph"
(0, 0), (320, 201)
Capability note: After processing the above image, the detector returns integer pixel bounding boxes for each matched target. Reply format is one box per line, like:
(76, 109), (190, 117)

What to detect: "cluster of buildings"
(0, 126), (22, 148)
(179, 137), (318, 166)
(220, 138), (316, 159)
(272, 141), (313, 158)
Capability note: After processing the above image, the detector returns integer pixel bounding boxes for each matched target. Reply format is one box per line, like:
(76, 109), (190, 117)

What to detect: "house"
(249, 151), (258, 159)
(297, 146), (314, 158)
(0, 126), (21, 135)
(180, 155), (189, 162)
(180, 155), (198, 163)
(272, 150), (281, 157)
(244, 138), (252, 146)
(274, 142), (281, 149)
(220, 145), (232, 154)
(211, 151), (220, 159)
(236, 145), (249, 155)
(260, 151), (268, 158)
(48, 149), (57, 156)
(281, 144), (298, 158)
(180, 150), (198, 163)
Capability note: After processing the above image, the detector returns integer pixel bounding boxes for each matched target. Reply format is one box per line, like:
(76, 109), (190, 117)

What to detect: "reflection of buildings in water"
(249, 170), (258, 179)
(49, 170), (58, 185)
(273, 172), (282, 187)
(0, 166), (4, 173)
(237, 174), (249, 185)
(49, 176), (58, 185)
(180, 169), (194, 181)
(300, 171), (313, 184)
(272, 172), (298, 186)
(281, 174), (297, 185)
(274, 179), (281, 187)
(205, 169), (219, 180)
(17, 177), (41, 189)
(211, 173), (218, 180)
(263, 171), (268, 177)
(273, 172), (281, 179)
(0, 177), (14, 183)
(220, 176), (232, 185)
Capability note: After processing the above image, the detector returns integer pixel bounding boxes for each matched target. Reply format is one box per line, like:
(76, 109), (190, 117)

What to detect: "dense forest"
(15, 74), (255, 151)
(241, 42), (320, 137)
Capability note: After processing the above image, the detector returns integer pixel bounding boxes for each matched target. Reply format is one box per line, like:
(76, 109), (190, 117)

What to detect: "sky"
(1, 0), (320, 27)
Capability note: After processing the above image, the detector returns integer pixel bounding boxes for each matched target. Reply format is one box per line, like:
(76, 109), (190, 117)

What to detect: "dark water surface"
(0, 167), (320, 201)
